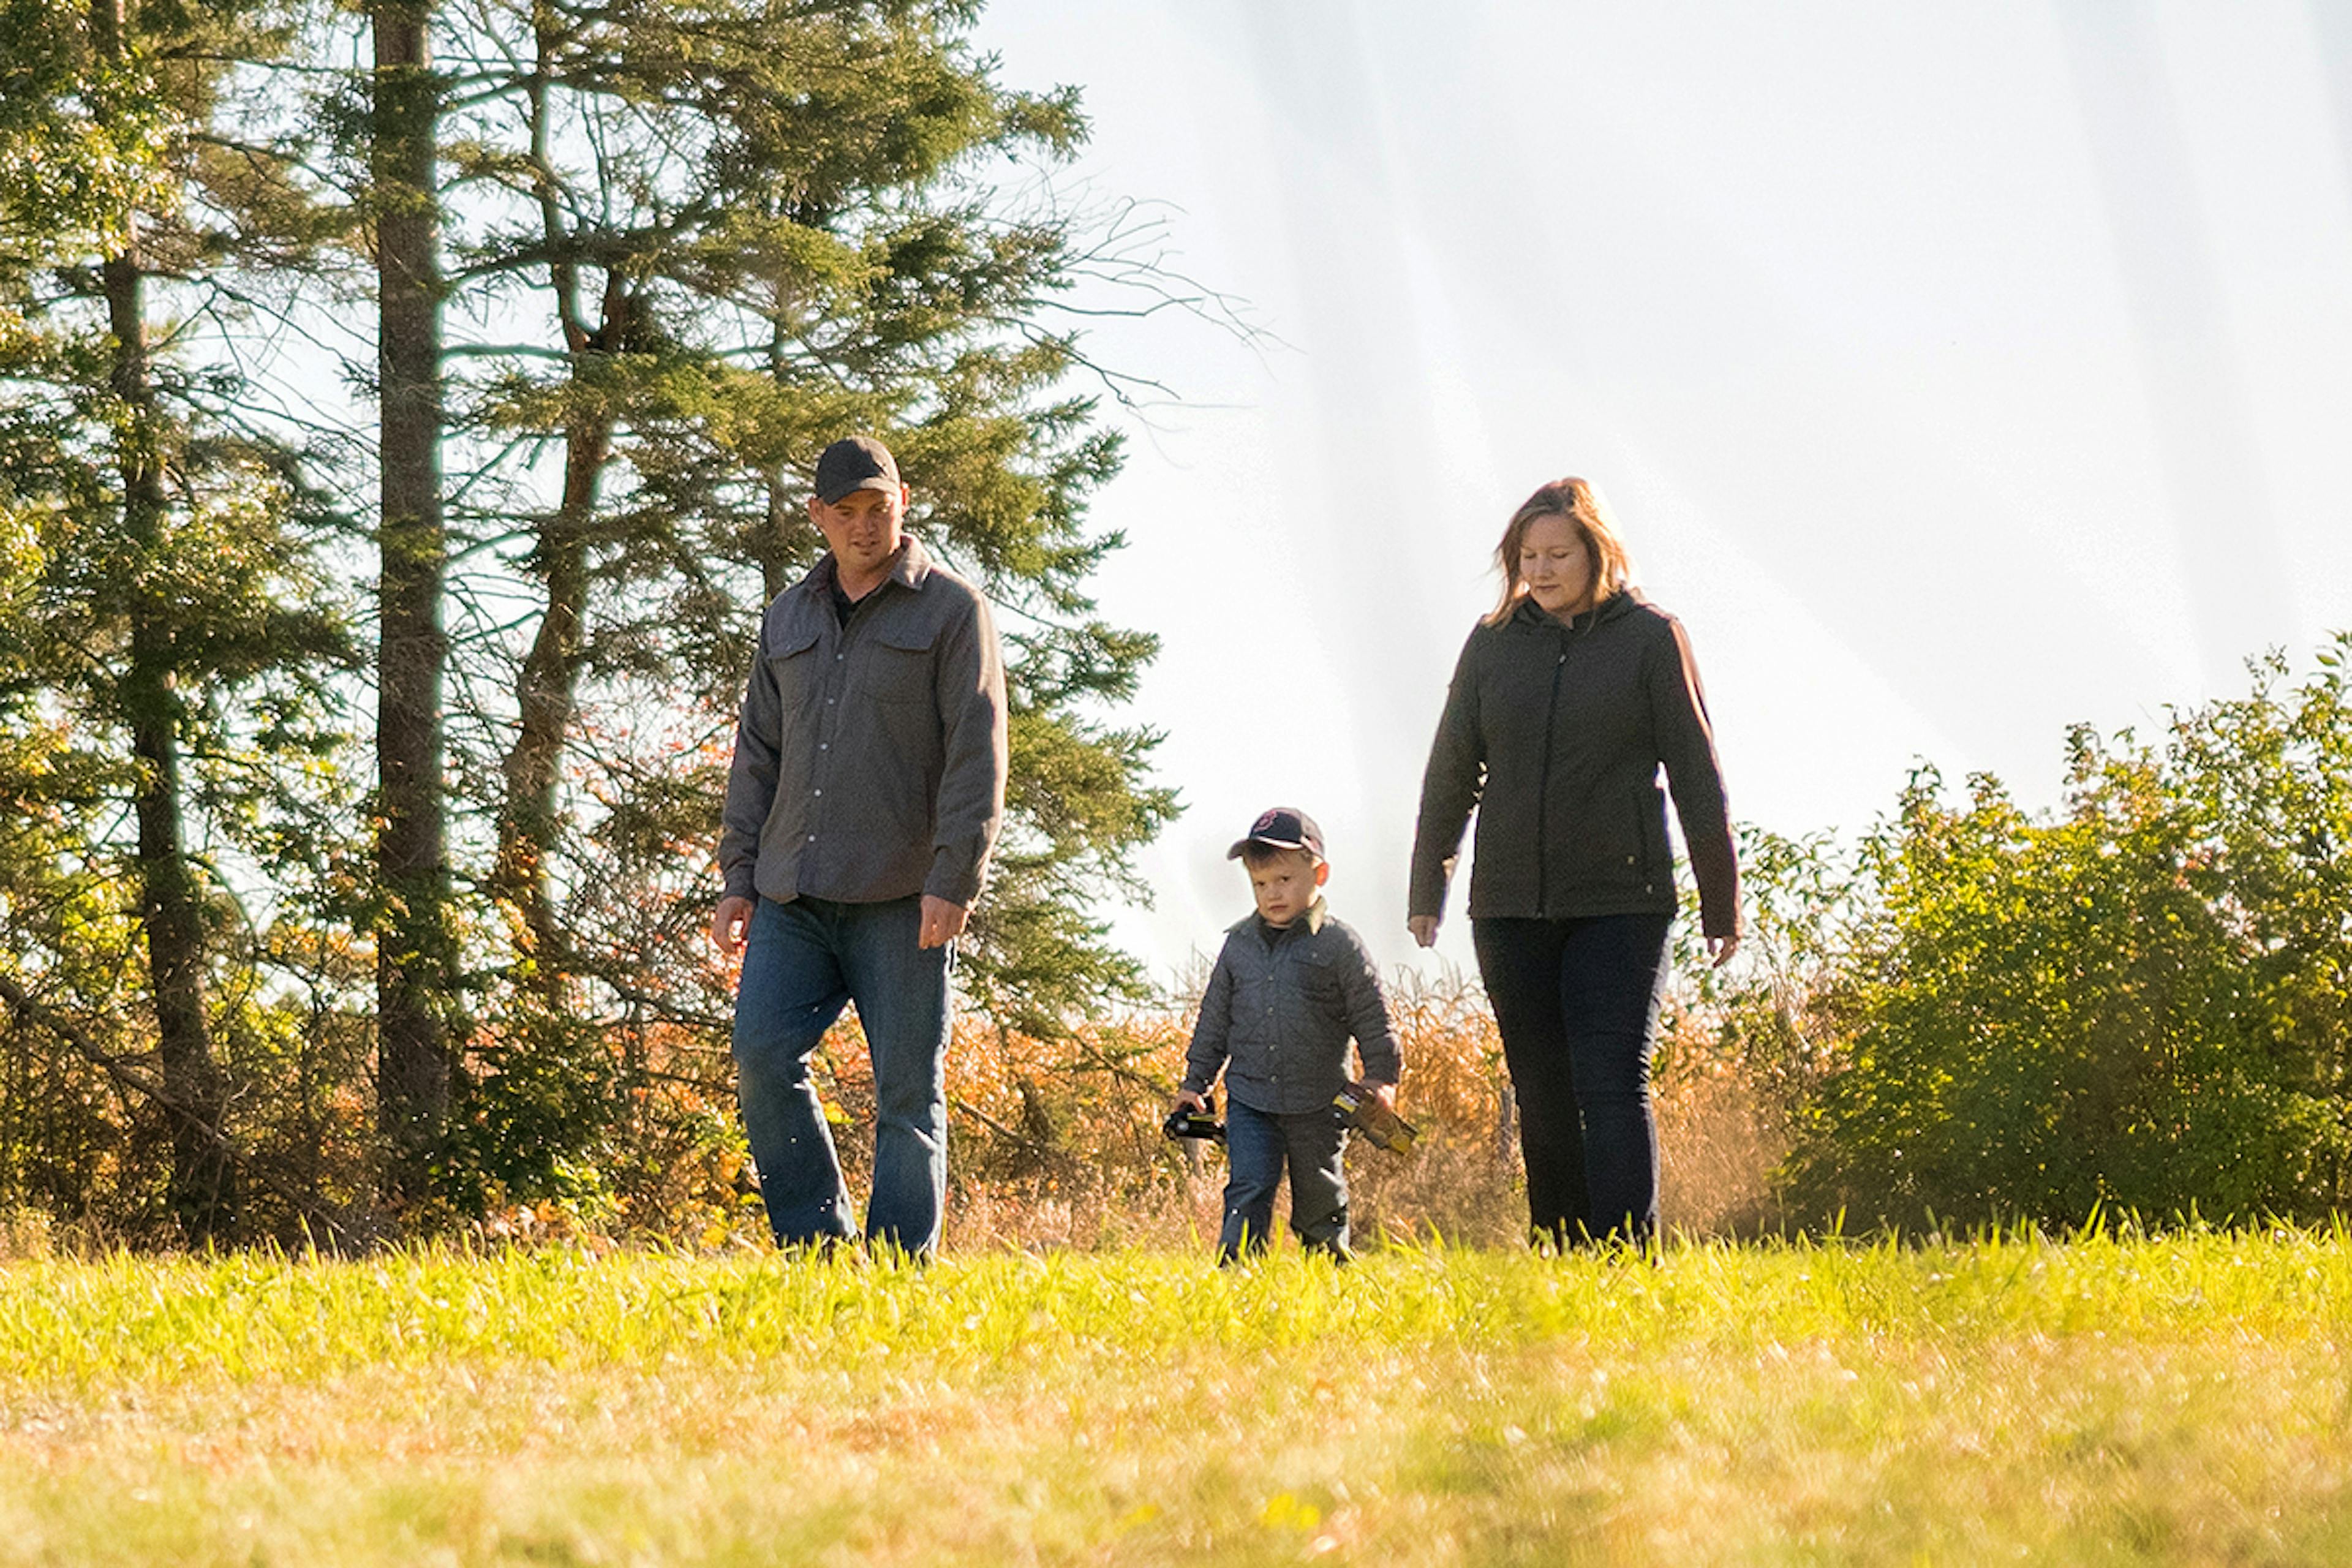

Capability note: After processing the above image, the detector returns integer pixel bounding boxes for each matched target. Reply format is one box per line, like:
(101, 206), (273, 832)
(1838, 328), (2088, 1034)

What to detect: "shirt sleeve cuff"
(923, 859), (984, 908)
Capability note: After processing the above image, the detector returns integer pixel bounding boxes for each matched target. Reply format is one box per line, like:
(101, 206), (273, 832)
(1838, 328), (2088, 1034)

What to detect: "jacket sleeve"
(924, 587), (1008, 907)
(717, 612), (783, 902)
(1408, 628), (1486, 919)
(1649, 616), (1740, 939)
(1181, 948), (1235, 1096)
(1338, 930), (1403, 1087)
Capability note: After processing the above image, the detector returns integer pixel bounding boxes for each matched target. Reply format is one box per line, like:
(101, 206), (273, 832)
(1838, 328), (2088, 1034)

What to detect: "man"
(712, 434), (1006, 1256)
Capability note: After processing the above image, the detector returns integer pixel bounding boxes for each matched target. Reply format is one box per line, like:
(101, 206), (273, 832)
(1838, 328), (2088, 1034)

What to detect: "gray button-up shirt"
(1182, 901), (1403, 1117)
(719, 537), (1006, 907)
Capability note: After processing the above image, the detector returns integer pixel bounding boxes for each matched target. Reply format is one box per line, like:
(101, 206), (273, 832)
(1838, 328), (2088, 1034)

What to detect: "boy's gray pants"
(1218, 1097), (1348, 1259)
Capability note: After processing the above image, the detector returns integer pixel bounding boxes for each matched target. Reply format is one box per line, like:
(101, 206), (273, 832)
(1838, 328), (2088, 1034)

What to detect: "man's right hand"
(1406, 915), (1440, 949)
(1172, 1089), (1206, 1114)
(711, 894), (755, 956)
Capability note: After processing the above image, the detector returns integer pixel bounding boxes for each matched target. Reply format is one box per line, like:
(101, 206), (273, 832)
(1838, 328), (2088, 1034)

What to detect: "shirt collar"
(810, 535), (933, 597)
(892, 535), (933, 590)
(1225, 896), (1329, 939)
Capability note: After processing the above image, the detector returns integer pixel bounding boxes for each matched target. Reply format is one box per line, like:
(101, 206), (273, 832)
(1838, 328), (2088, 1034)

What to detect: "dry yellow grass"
(816, 967), (1779, 1256)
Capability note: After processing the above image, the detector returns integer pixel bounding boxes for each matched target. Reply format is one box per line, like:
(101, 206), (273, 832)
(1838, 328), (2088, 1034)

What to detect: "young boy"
(1173, 807), (1403, 1262)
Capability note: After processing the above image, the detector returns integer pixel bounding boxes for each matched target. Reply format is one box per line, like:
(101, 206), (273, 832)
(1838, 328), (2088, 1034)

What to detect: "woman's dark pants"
(1472, 913), (1675, 1247)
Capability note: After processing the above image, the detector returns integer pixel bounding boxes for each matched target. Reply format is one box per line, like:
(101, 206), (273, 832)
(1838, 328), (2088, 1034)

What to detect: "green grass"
(4, 1231), (2351, 1564)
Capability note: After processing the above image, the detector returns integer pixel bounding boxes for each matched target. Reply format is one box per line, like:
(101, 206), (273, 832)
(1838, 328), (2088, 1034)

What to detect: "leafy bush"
(1782, 640), (2352, 1229)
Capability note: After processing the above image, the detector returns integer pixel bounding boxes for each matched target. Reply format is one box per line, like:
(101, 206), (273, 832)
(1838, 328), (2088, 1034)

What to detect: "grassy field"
(4, 1231), (2351, 1566)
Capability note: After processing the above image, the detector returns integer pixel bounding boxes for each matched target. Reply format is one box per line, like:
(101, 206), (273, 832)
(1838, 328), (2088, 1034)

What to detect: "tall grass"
(2, 954), (1785, 1255)
(6, 1232), (2351, 1564)
(832, 966), (1777, 1256)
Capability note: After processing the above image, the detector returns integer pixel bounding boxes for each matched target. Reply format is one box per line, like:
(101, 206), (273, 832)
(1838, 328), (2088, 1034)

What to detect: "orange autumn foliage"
(557, 967), (1782, 1253)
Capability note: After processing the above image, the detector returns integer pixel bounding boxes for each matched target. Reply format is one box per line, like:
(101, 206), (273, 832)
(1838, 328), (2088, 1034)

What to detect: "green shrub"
(1782, 640), (2352, 1229)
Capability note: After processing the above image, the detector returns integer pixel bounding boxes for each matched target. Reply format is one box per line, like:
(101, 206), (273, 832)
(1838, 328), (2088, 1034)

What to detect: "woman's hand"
(1708, 932), (1741, 968)
(1407, 915), (1440, 949)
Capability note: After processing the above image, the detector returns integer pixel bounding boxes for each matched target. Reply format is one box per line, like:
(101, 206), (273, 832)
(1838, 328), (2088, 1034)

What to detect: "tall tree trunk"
(92, 0), (232, 1243)
(492, 42), (611, 986)
(496, 421), (605, 979)
(372, 0), (454, 1205)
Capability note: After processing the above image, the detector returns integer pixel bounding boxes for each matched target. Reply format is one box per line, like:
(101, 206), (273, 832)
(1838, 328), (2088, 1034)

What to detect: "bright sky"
(968, 1), (2352, 986)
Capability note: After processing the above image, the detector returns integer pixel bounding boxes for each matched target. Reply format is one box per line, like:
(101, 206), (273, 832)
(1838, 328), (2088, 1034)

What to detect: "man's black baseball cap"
(813, 435), (902, 504)
(1227, 806), (1324, 861)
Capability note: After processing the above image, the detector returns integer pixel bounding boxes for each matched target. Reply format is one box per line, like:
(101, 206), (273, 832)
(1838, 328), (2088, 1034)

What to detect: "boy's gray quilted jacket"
(1180, 903), (1402, 1117)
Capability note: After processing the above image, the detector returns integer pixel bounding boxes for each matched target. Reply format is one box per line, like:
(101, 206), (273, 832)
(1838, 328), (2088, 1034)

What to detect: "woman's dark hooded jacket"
(1409, 590), (1739, 939)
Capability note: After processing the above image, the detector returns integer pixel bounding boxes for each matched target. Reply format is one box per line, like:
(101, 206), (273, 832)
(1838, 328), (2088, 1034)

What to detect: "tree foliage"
(2, 0), (1198, 1239)
(0, 0), (360, 1243)
(1774, 640), (2352, 1229)
(25, 0), (2340, 1250)
(385, 0), (1185, 1207)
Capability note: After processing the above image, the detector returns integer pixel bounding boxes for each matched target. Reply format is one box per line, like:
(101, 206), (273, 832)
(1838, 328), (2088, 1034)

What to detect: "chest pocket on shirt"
(1290, 945), (1346, 1011)
(864, 626), (937, 706)
(1229, 954), (1278, 1019)
(765, 629), (821, 710)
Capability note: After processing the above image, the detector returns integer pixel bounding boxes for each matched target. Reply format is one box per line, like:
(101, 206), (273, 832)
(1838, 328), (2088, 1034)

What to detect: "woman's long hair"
(1482, 477), (1637, 627)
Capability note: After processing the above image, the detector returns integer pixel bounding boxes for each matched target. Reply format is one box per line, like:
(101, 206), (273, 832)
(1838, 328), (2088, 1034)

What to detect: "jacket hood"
(1507, 586), (1646, 634)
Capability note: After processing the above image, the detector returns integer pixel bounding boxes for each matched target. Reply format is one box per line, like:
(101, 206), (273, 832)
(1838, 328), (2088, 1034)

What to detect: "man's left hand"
(919, 895), (968, 949)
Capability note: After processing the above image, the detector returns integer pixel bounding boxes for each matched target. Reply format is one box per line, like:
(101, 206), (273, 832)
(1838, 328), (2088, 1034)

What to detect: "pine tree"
(396, 0), (1190, 1194)
(4, 0), (1226, 1229)
(364, 0), (459, 1208)
(0, 0), (351, 1240)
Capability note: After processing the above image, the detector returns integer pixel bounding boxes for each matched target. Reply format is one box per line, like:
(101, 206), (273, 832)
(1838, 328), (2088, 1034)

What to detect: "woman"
(1408, 477), (1739, 1248)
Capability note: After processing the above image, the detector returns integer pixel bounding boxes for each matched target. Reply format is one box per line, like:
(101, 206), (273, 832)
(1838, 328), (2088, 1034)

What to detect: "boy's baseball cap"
(1227, 806), (1324, 861)
(813, 435), (902, 503)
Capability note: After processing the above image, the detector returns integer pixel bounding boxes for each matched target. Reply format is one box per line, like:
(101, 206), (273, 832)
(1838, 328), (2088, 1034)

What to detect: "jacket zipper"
(1536, 628), (1567, 918)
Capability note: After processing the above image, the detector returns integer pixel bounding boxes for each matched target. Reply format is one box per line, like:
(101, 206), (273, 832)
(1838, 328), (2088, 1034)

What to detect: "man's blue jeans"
(1218, 1098), (1349, 1262)
(730, 894), (951, 1254)
(1472, 913), (1675, 1248)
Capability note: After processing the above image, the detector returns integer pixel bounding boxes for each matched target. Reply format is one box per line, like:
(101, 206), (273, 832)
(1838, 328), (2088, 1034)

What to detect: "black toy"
(1162, 1091), (1226, 1145)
